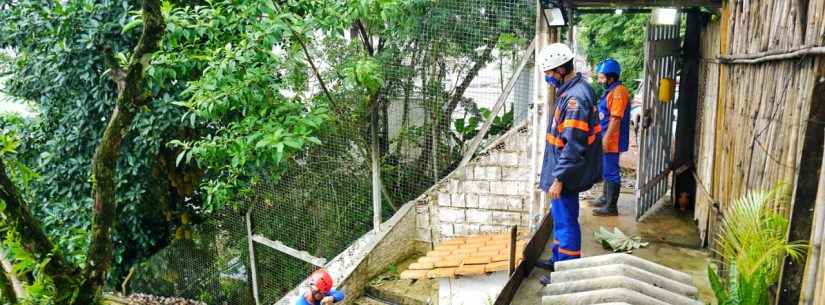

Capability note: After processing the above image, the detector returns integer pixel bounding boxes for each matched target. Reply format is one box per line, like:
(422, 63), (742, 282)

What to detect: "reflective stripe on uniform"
(558, 119), (590, 133)
(547, 134), (564, 147)
(558, 248), (581, 257)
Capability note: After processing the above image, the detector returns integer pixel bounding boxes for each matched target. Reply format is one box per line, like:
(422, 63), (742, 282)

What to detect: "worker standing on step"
(295, 269), (345, 305)
(591, 58), (630, 217)
(536, 43), (603, 274)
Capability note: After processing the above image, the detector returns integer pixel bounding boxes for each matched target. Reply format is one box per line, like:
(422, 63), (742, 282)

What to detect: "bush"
(709, 184), (807, 305)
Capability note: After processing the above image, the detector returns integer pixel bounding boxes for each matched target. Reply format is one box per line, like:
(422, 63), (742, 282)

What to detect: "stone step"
(554, 253), (693, 285)
(541, 288), (669, 305)
(542, 276), (703, 305)
(547, 264), (698, 298)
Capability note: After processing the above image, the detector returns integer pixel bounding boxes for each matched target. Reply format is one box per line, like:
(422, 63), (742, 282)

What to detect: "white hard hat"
(538, 43), (574, 72)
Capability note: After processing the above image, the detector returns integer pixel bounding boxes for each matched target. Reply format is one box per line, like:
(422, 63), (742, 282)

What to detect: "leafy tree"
(0, 0), (166, 302)
(0, 0), (202, 286)
(576, 13), (648, 93)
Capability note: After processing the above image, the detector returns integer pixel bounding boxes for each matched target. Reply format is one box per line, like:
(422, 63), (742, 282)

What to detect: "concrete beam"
(542, 288), (669, 305)
(554, 253), (693, 285)
(547, 264), (698, 298)
(543, 275), (703, 305)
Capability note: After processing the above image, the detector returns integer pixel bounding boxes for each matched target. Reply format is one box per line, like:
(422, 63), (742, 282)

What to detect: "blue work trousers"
(551, 192), (581, 261)
(603, 153), (621, 184)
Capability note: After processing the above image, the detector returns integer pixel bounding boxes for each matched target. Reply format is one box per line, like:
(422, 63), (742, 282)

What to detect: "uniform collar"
(557, 73), (583, 97)
(601, 81), (622, 98)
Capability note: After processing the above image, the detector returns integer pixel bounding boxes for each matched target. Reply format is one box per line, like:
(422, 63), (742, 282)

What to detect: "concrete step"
(548, 263), (698, 298)
(542, 275), (703, 305)
(353, 296), (399, 305)
(364, 280), (431, 305)
(542, 288), (669, 305)
(554, 253), (693, 285)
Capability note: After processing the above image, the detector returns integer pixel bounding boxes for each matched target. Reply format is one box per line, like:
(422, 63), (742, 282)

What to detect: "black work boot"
(592, 182), (619, 216)
(588, 182), (608, 208)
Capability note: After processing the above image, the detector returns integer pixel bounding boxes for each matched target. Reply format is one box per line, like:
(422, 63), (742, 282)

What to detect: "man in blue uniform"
(295, 269), (345, 305)
(535, 43), (603, 276)
(591, 58), (630, 217)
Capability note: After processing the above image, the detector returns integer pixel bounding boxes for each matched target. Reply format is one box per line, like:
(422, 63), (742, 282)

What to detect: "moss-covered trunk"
(72, 0), (165, 303)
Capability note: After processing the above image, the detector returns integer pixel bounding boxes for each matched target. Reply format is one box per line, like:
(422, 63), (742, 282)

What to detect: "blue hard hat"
(597, 58), (621, 76)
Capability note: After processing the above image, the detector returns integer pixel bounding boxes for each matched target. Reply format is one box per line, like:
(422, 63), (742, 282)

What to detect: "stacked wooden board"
(400, 233), (528, 280)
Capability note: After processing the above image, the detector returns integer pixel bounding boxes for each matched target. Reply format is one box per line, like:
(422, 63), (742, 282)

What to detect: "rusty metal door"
(636, 22), (681, 220)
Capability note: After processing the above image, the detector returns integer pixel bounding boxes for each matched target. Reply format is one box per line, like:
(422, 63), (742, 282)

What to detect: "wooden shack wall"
(694, 0), (824, 240)
(694, 0), (825, 301)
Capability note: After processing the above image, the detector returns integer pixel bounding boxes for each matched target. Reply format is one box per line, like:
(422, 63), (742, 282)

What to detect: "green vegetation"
(576, 13), (649, 94)
(709, 184), (807, 305)
(0, 0), (532, 302)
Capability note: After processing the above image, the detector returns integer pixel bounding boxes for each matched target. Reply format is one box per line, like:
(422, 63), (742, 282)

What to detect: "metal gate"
(636, 22), (681, 220)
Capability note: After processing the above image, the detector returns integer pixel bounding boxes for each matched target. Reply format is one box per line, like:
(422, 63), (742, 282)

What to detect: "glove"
(545, 75), (561, 88)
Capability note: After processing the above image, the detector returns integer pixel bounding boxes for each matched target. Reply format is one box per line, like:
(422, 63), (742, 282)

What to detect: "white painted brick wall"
(463, 180), (491, 194)
(451, 193), (466, 207)
(439, 223), (454, 236)
(490, 181), (525, 195)
(438, 192), (451, 207)
(498, 152), (521, 167)
(415, 123), (535, 241)
(492, 211), (524, 226)
(474, 166), (502, 180)
(454, 223), (481, 236)
(502, 167), (530, 181)
(465, 194), (479, 208)
(466, 209), (492, 224)
(439, 207), (465, 223)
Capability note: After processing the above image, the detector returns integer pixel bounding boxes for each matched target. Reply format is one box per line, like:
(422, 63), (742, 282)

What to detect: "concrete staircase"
(541, 253), (704, 305)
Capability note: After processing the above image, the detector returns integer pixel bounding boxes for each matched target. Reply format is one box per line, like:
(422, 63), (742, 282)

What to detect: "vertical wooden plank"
(776, 57), (825, 305)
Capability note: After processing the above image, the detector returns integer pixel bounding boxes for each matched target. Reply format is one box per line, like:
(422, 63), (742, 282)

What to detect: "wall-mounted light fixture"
(615, 9), (623, 15)
(652, 8), (679, 25)
(540, 0), (567, 27)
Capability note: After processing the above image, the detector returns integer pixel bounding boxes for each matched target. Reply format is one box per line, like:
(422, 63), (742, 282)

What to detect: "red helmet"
(309, 269), (333, 294)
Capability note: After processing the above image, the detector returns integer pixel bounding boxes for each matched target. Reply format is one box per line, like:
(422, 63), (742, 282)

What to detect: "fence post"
(246, 209), (261, 305)
(371, 94), (382, 233)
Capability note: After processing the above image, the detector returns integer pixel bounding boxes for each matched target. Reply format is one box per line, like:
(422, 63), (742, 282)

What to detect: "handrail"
(455, 38), (537, 174)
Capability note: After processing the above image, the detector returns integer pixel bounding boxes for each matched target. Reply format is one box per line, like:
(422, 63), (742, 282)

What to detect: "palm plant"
(709, 184), (807, 305)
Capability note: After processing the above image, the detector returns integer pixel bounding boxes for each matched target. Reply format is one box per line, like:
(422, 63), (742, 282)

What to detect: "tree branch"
(355, 19), (374, 56)
(0, 159), (79, 303)
(0, 247), (24, 302)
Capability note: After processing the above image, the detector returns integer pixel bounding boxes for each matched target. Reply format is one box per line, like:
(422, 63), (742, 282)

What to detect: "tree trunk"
(412, 35), (499, 184)
(73, 0), (165, 303)
(0, 159), (78, 303)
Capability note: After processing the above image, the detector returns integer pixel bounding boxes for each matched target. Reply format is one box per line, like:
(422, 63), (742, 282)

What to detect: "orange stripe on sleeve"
(557, 119), (590, 132)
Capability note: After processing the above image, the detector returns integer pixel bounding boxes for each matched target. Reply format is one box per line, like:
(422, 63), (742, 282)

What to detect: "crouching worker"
(295, 269), (345, 305)
(534, 43), (603, 279)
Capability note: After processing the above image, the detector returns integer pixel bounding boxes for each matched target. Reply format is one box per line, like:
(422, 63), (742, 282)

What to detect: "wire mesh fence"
(129, 1), (536, 303)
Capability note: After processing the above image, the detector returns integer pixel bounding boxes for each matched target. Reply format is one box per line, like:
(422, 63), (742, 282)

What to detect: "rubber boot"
(588, 182), (608, 208)
(592, 182), (619, 216)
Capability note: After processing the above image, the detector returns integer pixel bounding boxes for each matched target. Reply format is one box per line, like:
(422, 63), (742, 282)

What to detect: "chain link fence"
(129, 1), (536, 303)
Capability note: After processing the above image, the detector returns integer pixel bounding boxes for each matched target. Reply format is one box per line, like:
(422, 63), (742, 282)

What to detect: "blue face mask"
(545, 75), (561, 88)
